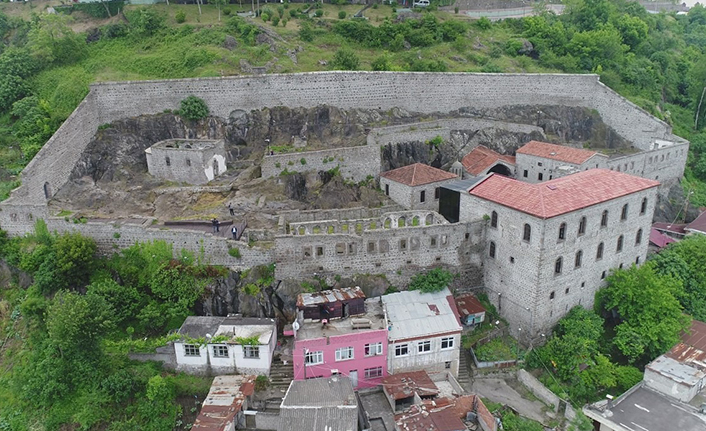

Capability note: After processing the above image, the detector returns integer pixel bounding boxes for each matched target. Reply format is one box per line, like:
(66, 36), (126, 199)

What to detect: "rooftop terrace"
(296, 298), (387, 340)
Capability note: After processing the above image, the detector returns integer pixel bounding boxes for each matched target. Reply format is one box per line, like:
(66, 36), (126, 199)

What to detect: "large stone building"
(443, 169), (659, 339)
(145, 138), (227, 185)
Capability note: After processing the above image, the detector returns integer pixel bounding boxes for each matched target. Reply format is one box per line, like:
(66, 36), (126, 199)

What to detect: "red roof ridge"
(517, 141), (599, 165)
(381, 163), (457, 186)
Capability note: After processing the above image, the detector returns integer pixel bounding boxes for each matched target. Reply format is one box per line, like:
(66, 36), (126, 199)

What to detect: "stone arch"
(298, 226), (306, 235)
(313, 225), (322, 234)
(213, 158), (219, 176)
(488, 163), (512, 177)
(398, 216), (406, 227)
(412, 216), (420, 227)
(425, 214), (434, 225)
(43, 182), (52, 200)
(384, 218), (392, 229)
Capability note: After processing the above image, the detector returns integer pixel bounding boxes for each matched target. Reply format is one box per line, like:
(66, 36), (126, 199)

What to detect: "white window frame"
(418, 340), (432, 354)
(243, 345), (260, 359)
(184, 344), (200, 357)
(441, 337), (454, 350)
(212, 344), (229, 358)
(335, 346), (354, 362)
(364, 366), (383, 379)
(305, 350), (324, 366)
(365, 342), (383, 357)
(394, 344), (409, 357)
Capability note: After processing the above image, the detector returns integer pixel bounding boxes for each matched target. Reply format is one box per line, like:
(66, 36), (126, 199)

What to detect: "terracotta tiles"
(517, 141), (598, 165)
(469, 169), (659, 219)
(461, 145), (516, 176)
(381, 163), (457, 187)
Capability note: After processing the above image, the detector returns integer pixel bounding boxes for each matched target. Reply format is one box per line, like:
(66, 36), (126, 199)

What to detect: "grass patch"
(473, 336), (523, 362)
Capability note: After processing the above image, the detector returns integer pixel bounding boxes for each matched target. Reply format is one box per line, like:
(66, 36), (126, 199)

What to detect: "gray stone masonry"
(260, 144), (379, 182)
(380, 176), (458, 210)
(146, 139), (227, 185)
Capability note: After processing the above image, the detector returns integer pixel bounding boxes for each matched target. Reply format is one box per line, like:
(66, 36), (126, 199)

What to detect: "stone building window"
(558, 223), (566, 241)
(491, 211), (498, 228)
(617, 235), (624, 252)
(596, 242), (604, 260)
(368, 242), (376, 253)
(621, 204), (628, 221)
(185, 158), (191, 167)
(523, 170), (528, 178)
(316, 246), (324, 256)
(640, 198), (647, 215)
(303, 246), (312, 258)
(554, 257), (562, 275)
(399, 239), (407, 251)
(575, 250), (583, 268)
(578, 217), (586, 236)
(385, 184), (389, 195)
(420, 190), (426, 203)
(435, 187), (440, 200)
(489, 241), (496, 258)
(348, 243), (357, 255)
(549, 291), (555, 300)
(635, 229), (642, 245)
(619, 263), (624, 269)
(601, 271), (606, 279)
(165, 156), (171, 166)
(523, 224), (531, 242)
(430, 236), (438, 247)
(336, 243), (345, 256)
(601, 210), (608, 227)
(538, 173), (543, 181)
(636, 256), (640, 265)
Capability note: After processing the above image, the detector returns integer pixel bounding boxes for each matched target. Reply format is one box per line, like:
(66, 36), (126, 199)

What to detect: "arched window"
(578, 217), (587, 236)
(489, 241), (496, 258)
(165, 156), (171, 166)
(554, 257), (563, 274)
(621, 204), (628, 221)
(601, 210), (608, 227)
(617, 235), (624, 252)
(635, 229), (643, 245)
(558, 223), (566, 241)
(596, 242), (604, 260)
(491, 211), (498, 228)
(575, 250), (583, 268)
(640, 198), (647, 215)
(523, 224), (531, 242)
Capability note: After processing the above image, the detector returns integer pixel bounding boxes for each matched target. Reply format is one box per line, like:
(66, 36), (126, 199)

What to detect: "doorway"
(213, 159), (219, 176)
(349, 370), (358, 388)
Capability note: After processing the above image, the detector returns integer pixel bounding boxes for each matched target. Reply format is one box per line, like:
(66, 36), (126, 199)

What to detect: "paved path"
(472, 378), (549, 424)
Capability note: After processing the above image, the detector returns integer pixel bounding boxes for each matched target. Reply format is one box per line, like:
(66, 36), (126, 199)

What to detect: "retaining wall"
(517, 369), (560, 412)
(260, 144), (379, 182)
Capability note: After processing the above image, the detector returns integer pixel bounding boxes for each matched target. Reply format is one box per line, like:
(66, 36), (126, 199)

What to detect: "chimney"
(606, 394), (614, 410)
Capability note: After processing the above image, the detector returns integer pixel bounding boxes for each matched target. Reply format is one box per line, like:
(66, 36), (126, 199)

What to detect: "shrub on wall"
(179, 95), (209, 121)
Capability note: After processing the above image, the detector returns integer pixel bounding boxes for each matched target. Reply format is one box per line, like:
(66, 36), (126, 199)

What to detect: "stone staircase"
(457, 349), (473, 391)
(269, 357), (294, 390)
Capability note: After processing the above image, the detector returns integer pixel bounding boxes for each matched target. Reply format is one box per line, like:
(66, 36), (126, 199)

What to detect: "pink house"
(292, 290), (388, 389)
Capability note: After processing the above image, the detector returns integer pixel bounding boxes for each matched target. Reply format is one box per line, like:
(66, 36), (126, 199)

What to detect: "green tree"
(128, 8), (166, 36)
(179, 95), (209, 121)
(46, 291), (115, 357)
(27, 14), (87, 66)
(299, 22), (314, 42)
(54, 231), (97, 290)
(331, 48), (360, 70)
(213, 0), (227, 21)
(597, 264), (690, 364)
(371, 54), (392, 71)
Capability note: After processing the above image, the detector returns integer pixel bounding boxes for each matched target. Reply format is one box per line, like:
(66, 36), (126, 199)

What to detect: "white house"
(174, 315), (277, 376)
(381, 287), (462, 377)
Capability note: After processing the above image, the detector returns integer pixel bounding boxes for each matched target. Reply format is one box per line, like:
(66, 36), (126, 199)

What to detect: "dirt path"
(472, 378), (550, 424)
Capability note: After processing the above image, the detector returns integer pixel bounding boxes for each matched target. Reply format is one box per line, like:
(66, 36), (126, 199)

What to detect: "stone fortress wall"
(0, 73), (689, 312)
(260, 144), (380, 182)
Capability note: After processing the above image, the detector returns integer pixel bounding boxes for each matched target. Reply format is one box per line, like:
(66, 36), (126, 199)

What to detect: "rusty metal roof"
(382, 370), (439, 400)
(297, 286), (366, 308)
(455, 294), (486, 318)
(192, 375), (255, 431)
(394, 404), (467, 431)
(663, 320), (706, 370)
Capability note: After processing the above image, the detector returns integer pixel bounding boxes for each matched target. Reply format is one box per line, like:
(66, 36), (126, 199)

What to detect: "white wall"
(388, 333), (461, 377)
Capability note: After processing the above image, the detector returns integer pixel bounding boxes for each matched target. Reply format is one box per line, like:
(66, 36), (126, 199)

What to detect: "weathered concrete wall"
(517, 369), (559, 412)
(260, 144), (380, 182)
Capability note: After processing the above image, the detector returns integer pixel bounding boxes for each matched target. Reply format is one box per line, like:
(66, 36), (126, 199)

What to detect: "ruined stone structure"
(0, 72), (690, 336)
(146, 138), (227, 185)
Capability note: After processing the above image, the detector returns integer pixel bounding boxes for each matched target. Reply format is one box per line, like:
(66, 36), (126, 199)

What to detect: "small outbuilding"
(380, 163), (457, 210)
(296, 286), (366, 321)
(454, 293), (486, 326)
(145, 138), (227, 185)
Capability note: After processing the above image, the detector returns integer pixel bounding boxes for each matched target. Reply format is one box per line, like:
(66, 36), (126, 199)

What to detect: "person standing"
(231, 225), (238, 240)
(215, 218), (220, 233)
(228, 203), (234, 216)
(211, 218), (217, 233)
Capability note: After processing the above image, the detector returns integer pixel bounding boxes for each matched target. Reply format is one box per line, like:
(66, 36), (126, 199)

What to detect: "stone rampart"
(367, 118), (544, 146)
(260, 144), (379, 182)
(287, 210), (447, 236)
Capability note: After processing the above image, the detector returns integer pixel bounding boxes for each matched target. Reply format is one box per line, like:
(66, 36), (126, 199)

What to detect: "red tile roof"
(468, 169), (659, 219)
(381, 163), (457, 187)
(652, 222), (687, 235)
(686, 211), (706, 234)
(461, 146), (516, 176)
(517, 141), (598, 165)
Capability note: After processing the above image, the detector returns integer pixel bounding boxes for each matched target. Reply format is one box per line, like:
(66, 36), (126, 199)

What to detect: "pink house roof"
(653, 222), (687, 235)
(517, 141), (598, 165)
(468, 169), (659, 219)
(381, 163), (457, 186)
(650, 228), (677, 249)
(461, 146), (516, 176)
(686, 211), (706, 234)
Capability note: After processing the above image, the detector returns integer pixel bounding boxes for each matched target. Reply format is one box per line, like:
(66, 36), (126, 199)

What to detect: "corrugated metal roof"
(382, 370), (439, 400)
(455, 294), (487, 317)
(382, 288), (462, 341)
(279, 405), (358, 431)
(281, 377), (357, 407)
(646, 355), (706, 386)
(192, 375), (255, 431)
(297, 286), (366, 308)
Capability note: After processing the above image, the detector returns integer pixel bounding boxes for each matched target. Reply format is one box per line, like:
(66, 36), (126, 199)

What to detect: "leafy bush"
(408, 268), (454, 293)
(179, 95), (209, 121)
(331, 48), (360, 70)
(223, 8), (232, 16)
(272, 16), (280, 26)
(255, 375), (270, 391)
(299, 22), (314, 42)
(228, 247), (241, 258)
(339, 11), (347, 19)
(175, 10), (186, 23)
(476, 16), (491, 30)
(315, 9), (324, 17)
